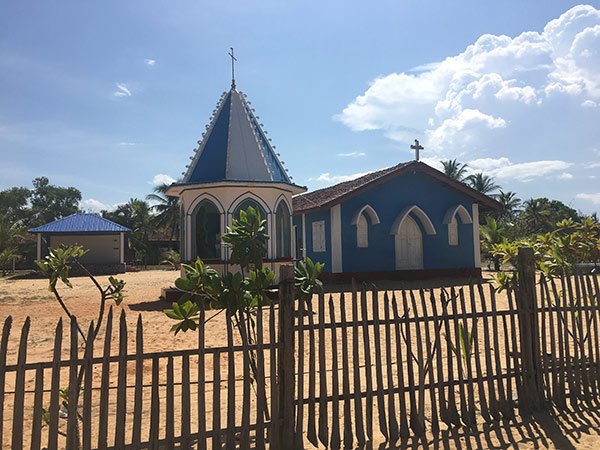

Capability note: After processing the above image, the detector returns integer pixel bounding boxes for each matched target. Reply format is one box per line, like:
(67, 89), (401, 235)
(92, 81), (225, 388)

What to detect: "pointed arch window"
(448, 217), (459, 246)
(233, 198), (268, 228)
(275, 201), (291, 258)
(351, 205), (380, 249)
(233, 198), (268, 257)
(357, 214), (369, 248)
(193, 200), (221, 260)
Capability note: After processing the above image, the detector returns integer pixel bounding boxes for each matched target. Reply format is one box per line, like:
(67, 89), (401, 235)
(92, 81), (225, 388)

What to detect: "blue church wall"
(297, 210), (332, 272)
(339, 172), (475, 273)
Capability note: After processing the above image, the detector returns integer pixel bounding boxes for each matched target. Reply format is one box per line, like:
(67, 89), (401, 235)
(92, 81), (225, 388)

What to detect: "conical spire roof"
(182, 87), (299, 188)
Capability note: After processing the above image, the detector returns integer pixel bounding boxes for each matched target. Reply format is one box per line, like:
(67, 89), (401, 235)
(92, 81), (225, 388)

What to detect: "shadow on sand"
(358, 404), (600, 449)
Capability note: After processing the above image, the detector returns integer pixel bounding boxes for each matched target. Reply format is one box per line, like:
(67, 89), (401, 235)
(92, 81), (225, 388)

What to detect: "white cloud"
(118, 141), (140, 146)
(145, 59), (156, 66)
(314, 171), (370, 184)
(152, 173), (175, 186)
(337, 151), (366, 157)
(337, 5), (600, 159)
(585, 162), (600, 168)
(113, 83), (132, 97)
(80, 198), (109, 213)
(576, 192), (600, 204)
(558, 172), (574, 179)
(468, 157), (572, 181)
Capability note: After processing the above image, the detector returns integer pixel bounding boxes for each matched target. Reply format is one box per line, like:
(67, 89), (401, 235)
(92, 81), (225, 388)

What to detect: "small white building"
(29, 213), (130, 274)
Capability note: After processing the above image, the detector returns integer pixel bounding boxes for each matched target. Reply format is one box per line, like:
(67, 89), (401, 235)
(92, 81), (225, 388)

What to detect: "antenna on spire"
(410, 139), (424, 161)
(228, 47), (237, 89)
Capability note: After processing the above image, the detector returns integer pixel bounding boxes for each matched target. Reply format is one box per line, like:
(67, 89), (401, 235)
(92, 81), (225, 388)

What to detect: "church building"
(168, 61), (500, 280)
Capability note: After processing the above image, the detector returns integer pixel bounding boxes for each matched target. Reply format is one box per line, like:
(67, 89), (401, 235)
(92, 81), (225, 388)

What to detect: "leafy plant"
(160, 249), (181, 270)
(35, 244), (127, 448)
(295, 257), (324, 302)
(447, 320), (477, 376)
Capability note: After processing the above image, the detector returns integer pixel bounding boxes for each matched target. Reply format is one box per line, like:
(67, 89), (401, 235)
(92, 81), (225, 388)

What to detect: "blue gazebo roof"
(28, 213), (131, 234)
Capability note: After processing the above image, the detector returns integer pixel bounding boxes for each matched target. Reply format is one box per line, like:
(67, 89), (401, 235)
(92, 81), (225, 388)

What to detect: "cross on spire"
(410, 139), (424, 161)
(228, 47), (237, 89)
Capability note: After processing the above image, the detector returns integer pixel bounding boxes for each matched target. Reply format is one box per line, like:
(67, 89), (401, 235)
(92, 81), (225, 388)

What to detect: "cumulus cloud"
(558, 172), (574, 179)
(576, 192), (600, 204)
(469, 157), (572, 181)
(313, 171), (370, 184)
(337, 151), (366, 157)
(145, 59), (156, 66)
(337, 5), (600, 159)
(113, 83), (132, 97)
(152, 173), (175, 186)
(80, 198), (109, 213)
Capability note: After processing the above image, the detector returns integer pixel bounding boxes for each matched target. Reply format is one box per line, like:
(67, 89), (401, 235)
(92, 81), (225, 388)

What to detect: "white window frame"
(312, 220), (326, 252)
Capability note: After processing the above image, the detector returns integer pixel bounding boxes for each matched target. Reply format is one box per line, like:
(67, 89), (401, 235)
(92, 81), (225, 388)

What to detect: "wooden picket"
(1, 256), (600, 449)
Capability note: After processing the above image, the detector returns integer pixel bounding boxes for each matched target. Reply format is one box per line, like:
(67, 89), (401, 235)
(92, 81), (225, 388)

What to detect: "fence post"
(278, 264), (296, 448)
(516, 246), (544, 413)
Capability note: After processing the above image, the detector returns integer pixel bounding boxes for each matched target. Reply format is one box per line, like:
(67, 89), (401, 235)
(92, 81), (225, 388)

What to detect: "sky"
(1, 1), (599, 214)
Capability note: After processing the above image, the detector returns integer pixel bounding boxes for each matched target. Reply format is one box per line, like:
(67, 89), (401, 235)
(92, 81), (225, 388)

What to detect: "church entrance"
(395, 215), (423, 270)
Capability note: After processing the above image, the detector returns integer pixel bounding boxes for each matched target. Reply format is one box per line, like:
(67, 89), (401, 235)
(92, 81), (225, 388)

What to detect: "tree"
(103, 199), (153, 264)
(480, 216), (505, 271)
(29, 177), (81, 226)
(0, 187), (31, 224)
(466, 172), (500, 196)
(146, 183), (180, 241)
(441, 159), (469, 181)
(518, 197), (579, 235)
(496, 191), (521, 221)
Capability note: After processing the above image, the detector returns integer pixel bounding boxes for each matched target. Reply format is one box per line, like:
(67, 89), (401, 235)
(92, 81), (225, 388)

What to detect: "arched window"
(357, 213), (368, 248)
(194, 200), (221, 260)
(448, 216), (458, 246)
(233, 198), (268, 258)
(275, 201), (291, 258)
(233, 198), (267, 229)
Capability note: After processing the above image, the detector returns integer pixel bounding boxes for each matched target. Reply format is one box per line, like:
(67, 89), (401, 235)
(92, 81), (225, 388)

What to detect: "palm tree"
(104, 199), (153, 264)
(497, 191), (521, 220)
(521, 198), (551, 234)
(466, 172), (500, 196)
(441, 159), (469, 181)
(146, 183), (180, 241)
(480, 216), (505, 271)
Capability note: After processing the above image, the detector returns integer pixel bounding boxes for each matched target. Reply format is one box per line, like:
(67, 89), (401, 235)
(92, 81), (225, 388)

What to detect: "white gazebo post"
(36, 234), (42, 260)
(120, 232), (125, 264)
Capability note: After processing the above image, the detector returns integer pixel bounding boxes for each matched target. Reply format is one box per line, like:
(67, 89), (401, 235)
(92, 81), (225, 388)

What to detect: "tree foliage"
(146, 183), (179, 241)
(441, 159), (469, 181)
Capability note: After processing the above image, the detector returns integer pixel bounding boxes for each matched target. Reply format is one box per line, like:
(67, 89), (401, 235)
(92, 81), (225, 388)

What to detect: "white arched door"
(395, 215), (423, 270)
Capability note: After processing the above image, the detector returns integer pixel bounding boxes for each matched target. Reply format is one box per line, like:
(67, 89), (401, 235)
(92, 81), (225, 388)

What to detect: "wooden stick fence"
(1, 252), (600, 449)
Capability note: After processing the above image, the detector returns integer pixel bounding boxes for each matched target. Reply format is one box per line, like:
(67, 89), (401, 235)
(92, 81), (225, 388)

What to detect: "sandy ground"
(1, 269), (600, 449)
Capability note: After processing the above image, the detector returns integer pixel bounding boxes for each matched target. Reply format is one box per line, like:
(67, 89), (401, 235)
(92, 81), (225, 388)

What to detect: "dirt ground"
(2, 269), (600, 449)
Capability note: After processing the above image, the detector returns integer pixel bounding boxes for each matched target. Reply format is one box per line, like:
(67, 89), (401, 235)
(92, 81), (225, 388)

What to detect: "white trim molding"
(120, 232), (125, 264)
(301, 214), (307, 259)
(331, 205), (343, 273)
(390, 205), (437, 235)
(350, 204), (381, 226)
(472, 203), (481, 268)
(443, 204), (473, 225)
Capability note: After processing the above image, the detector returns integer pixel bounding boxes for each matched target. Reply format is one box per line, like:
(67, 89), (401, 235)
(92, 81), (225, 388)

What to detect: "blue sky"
(1, 1), (599, 214)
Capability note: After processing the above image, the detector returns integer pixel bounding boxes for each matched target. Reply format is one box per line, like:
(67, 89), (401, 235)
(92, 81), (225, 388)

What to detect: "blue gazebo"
(29, 213), (131, 273)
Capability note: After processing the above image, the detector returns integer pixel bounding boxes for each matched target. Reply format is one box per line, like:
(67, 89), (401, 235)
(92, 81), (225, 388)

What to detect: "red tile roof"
(292, 161), (501, 213)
